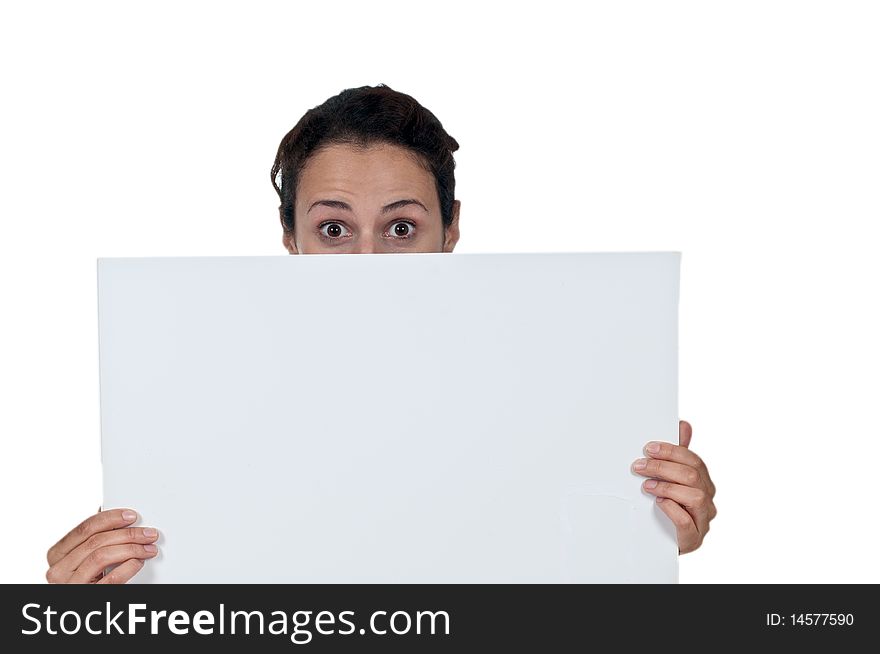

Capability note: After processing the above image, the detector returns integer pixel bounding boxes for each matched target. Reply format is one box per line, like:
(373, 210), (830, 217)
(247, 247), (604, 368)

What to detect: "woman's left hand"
(632, 420), (716, 554)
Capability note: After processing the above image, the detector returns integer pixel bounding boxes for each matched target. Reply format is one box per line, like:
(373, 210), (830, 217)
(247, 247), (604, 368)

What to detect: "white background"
(1, 0), (877, 583)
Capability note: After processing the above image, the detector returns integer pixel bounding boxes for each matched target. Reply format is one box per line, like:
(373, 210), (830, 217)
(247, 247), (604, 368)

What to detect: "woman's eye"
(319, 222), (350, 239)
(389, 221), (415, 238)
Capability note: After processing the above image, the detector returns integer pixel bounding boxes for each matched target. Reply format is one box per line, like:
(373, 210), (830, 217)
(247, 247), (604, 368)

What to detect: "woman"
(45, 84), (717, 583)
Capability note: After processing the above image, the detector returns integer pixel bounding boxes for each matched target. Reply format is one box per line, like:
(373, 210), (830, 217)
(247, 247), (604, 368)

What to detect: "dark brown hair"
(271, 84), (459, 233)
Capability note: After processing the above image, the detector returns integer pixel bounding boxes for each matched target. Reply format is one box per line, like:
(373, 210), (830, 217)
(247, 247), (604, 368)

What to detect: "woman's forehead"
(297, 143), (437, 206)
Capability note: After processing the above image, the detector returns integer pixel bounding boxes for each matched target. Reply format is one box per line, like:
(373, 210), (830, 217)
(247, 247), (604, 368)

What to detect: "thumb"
(679, 420), (693, 449)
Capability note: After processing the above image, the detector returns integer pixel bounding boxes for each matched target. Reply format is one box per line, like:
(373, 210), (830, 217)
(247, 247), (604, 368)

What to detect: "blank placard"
(98, 252), (680, 583)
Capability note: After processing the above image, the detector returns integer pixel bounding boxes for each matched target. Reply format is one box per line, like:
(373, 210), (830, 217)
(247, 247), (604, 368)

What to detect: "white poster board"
(98, 252), (680, 583)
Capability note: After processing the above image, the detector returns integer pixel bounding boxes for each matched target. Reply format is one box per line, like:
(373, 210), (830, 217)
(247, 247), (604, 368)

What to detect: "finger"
(67, 544), (159, 584)
(643, 440), (708, 478)
(97, 558), (146, 585)
(47, 508), (139, 567)
(679, 420), (693, 449)
(631, 458), (706, 489)
(47, 527), (159, 583)
(655, 497), (702, 554)
(705, 469), (716, 499)
(642, 479), (712, 531)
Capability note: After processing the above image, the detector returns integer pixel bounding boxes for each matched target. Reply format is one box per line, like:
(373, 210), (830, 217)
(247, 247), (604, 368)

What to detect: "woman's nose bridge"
(353, 234), (387, 254)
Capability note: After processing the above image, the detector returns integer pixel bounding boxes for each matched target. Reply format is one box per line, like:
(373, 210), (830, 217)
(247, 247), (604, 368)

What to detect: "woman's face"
(283, 142), (460, 254)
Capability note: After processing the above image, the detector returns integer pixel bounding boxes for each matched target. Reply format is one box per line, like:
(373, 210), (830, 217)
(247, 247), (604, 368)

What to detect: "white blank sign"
(98, 252), (680, 583)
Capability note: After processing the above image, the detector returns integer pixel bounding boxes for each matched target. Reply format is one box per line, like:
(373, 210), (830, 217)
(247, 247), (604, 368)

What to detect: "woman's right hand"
(45, 508), (159, 584)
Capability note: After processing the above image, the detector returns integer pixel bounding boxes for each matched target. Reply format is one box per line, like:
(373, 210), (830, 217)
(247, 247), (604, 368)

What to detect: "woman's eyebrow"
(381, 198), (428, 214)
(307, 198), (428, 214)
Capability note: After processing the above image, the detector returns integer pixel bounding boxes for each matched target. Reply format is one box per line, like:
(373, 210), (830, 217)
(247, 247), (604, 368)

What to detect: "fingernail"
(122, 510), (137, 522)
(632, 459), (647, 471)
(645, 442), (661, 455)
(644, 479), (658, 490)
(656, 497), (665, 503)
(142, 528), (157, 538)
(144, 544), (158, 553)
